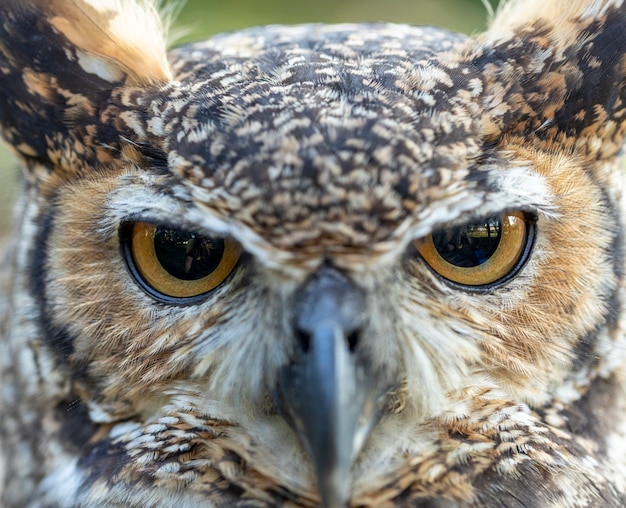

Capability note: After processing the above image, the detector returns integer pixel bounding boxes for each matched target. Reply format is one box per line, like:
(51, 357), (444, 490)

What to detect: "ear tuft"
(487, 0), (623, 42)
(0, 0), (174, 170)
(472, 0), (626, 160)
(37, 0), (172, 84)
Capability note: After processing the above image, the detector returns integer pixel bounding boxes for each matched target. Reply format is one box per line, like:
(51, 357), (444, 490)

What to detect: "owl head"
(1, 0), (626, 506)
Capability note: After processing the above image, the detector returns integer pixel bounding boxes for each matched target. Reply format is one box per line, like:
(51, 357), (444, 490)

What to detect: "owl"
(1, 0), (626, 506)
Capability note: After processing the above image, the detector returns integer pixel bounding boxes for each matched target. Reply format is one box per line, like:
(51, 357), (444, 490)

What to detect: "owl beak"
(274, 267), (384, 508)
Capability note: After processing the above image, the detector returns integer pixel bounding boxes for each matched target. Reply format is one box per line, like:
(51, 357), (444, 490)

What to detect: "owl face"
(2, 0), (626, 507)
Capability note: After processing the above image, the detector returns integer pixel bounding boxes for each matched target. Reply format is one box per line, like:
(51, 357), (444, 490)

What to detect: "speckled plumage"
(2, 0), (626, 506)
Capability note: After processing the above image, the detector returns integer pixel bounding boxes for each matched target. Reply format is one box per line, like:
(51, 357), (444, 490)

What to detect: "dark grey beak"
(274, 267), (386, 508)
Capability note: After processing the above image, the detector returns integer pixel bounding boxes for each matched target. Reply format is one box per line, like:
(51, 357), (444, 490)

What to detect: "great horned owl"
(1, 0), (626, 506)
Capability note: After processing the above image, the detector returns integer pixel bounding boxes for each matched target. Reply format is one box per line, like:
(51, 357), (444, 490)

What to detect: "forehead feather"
(152, 24), (492, 247)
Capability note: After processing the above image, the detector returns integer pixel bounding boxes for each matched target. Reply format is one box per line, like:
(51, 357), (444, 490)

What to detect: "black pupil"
(153, 227), (224, 280)
(432, 216), (502, 267)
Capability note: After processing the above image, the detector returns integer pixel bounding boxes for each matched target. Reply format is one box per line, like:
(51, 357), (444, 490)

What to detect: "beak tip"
(317, 466), (352, 508)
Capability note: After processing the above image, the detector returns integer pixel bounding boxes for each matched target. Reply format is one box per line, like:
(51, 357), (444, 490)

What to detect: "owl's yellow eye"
(126, 222), (240, 299)
(415, 212), (531, 287)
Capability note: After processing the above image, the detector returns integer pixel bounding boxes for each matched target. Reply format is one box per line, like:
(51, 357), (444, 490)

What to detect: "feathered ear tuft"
(473, 0), (626, 160)
(4, 0), (173, 85)
(41, 0), (172, 84)
(487, 0), (623, 43)
(0, 0), (173, 172)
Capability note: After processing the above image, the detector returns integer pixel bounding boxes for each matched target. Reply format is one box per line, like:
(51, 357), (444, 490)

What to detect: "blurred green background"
(0, 0), (495, 234)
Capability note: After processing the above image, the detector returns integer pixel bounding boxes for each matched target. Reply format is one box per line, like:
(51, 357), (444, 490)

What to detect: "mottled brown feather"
(2, 0), (626, 507)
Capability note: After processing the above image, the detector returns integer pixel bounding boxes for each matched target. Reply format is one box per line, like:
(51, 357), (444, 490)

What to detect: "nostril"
(346, 330), (359, 352)
(297, 329), (311, 353)
(296, 327), (360, 354)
